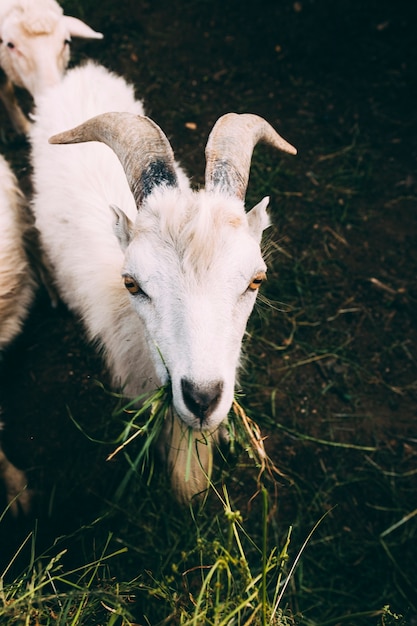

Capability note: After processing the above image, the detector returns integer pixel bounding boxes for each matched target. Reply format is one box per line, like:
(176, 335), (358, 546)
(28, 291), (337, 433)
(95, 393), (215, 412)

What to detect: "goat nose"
(181, 378), (224, 424)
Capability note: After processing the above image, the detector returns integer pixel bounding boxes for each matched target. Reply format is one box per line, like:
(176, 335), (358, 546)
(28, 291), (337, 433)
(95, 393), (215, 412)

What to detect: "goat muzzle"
(180, 378), (224, 426)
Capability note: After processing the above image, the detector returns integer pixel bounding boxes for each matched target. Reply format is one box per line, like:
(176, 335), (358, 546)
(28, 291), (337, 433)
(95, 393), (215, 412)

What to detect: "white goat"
(30, 61), (296, 502)
(0, 0), (102, 134)
(0, 153), (34, 513)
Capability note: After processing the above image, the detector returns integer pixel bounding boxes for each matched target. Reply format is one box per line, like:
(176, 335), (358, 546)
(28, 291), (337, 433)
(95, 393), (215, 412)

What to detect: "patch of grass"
(2, 467), (411, 626)
(0, 531), (135, 625)
(0, 482), (321, 626)
(3, 381), (415, 625)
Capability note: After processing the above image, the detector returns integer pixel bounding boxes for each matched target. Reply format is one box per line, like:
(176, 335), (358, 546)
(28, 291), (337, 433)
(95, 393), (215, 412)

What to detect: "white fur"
(0, 0), (102, 134)
(0, 154), (35, 350)
(30, 61), (270, 502)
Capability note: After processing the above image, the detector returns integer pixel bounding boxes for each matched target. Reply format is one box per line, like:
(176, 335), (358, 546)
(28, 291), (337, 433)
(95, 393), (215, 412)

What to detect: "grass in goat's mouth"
(106, 385), (281, 497)
(107, 385), (171, 465)
(227, 399), (284, 485)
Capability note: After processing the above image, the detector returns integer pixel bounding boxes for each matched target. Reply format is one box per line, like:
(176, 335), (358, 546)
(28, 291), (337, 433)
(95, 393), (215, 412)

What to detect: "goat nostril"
(181, 378), (224, 424)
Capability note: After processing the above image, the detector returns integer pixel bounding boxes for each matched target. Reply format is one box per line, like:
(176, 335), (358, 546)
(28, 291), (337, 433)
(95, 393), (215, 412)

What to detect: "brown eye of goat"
(123, 275), (143, 295)
(248, 271), (266, 291)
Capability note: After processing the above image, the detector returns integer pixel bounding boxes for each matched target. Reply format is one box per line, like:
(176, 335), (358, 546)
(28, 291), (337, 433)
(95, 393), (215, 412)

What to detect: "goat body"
(0, 0), (102, 134)
(30, 61), (296, 501)
(0, 153), (35, 350)
(0, 153), (34, 514)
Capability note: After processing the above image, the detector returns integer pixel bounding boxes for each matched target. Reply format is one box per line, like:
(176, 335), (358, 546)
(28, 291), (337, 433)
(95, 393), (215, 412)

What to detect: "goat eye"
(248, 271), (266, 291)
(6, 42), (15, 49)
(123, 275), (145, 296)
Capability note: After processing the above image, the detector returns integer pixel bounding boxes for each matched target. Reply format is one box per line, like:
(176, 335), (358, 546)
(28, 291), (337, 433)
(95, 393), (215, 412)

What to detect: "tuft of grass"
(227, 400), (286, 488)
(0, 531), (135, 625)
(173, 486), (299, 626)
(106, 385), (172, 500)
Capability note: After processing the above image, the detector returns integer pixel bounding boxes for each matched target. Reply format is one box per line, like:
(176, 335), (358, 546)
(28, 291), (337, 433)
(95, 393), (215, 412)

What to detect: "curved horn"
(49, 112), (178, 207)
(205, 113), (297, 200)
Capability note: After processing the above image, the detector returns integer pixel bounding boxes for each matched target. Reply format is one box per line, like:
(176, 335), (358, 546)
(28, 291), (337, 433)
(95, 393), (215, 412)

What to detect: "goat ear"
(247, 196), (271, 242)
(110, 204), (134, 251)
(63, 16), (103, 40)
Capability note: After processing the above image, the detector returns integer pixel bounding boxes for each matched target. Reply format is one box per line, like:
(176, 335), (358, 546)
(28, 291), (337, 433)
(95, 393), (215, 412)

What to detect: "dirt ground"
(0, 0), (416, 621)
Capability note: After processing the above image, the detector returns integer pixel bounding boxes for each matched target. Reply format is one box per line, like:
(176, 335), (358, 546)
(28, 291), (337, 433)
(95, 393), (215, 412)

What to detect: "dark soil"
(0, 0), (416, 622)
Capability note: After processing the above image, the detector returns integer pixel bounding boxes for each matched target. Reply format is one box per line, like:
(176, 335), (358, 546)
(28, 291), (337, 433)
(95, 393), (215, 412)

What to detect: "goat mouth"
(174, 406), (217, 431)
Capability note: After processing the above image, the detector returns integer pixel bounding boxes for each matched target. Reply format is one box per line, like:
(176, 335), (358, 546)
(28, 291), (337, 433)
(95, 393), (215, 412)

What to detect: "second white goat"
(0, 0), (102, 134)
(30, 61), (297, 502)
(0, 153), (35, 513)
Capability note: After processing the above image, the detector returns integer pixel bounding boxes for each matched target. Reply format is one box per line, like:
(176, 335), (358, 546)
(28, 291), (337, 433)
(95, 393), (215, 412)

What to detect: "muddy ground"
(0, 0), (416, 622)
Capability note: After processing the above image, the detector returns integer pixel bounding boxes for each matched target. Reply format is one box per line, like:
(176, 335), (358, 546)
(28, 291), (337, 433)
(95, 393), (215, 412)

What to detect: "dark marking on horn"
(205, 113), (297, 201)
(135, 159), (178, 205)
(207, 158), (246, 197)
(49, 112), (179, 210)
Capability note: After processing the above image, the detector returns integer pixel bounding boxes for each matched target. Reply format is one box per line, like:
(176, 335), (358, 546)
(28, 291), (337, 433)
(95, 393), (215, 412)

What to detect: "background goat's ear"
(247, 196), (271, 242)
(63, 16), (104, 40)
(110, 204), (134, 251)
